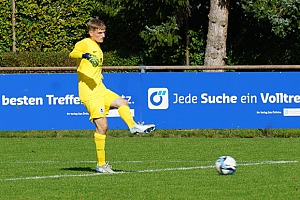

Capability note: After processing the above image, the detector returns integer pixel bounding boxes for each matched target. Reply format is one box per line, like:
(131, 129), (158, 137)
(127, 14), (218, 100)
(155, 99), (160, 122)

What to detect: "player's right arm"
(69, 40), (88, 59)
(69, 40), (99, 67)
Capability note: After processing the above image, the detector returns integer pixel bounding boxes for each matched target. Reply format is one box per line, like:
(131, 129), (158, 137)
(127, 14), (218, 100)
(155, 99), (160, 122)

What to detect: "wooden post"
(12, 0), (16, 52)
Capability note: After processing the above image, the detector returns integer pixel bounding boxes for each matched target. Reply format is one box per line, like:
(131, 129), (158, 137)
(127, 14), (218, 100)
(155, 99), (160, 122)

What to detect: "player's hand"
(82, 53), (99, 67)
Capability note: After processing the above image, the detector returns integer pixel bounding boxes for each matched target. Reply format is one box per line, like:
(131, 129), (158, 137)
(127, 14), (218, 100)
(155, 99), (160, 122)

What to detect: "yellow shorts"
(83, 89), (120, 121)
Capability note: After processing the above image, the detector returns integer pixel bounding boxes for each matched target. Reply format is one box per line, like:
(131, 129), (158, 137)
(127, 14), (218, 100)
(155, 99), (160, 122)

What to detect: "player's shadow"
(60, 167), (95, 172)
(60, 167), (126, 173)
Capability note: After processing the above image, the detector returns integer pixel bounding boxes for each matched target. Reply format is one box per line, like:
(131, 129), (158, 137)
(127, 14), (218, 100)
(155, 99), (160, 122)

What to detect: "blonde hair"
(87, 17), (106, 31)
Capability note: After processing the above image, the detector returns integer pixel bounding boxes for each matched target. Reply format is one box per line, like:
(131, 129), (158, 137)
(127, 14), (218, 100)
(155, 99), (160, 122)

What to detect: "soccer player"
(69, 17), (155, 173)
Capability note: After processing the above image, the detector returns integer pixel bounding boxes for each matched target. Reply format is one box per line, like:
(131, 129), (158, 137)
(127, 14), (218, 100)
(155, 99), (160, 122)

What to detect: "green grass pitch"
(0, 135), (299, 199)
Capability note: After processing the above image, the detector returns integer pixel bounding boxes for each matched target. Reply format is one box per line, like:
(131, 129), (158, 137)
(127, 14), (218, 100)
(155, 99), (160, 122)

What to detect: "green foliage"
(100, 0), (196, 65)
(0, 51), (76, 67)
(141, 17), (181, 48)
(1, 0), (299, 66)
(188, 30), (205, 66)
(103, 51), (141, 66)
(227, 1), (300, 65)
(94, 1), (125, 17)
(0, 51), (139, 68)
(140, 17), (183, 65)
(11, 0), (95, 52)
(241, 0), (300, 38)
(0, 0), (13, 52)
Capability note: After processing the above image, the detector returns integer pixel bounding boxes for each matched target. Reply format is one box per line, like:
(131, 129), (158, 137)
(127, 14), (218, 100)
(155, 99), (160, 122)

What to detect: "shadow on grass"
(60, 167), (128, 173)
(60, 167), (95, 172)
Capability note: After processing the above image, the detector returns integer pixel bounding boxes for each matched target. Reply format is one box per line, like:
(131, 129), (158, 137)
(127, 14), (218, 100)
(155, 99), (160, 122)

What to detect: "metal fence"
(0, 65), (300, 73)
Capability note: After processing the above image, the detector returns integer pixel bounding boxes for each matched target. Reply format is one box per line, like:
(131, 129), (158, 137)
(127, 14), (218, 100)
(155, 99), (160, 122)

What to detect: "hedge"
(0, 51), (141, 68)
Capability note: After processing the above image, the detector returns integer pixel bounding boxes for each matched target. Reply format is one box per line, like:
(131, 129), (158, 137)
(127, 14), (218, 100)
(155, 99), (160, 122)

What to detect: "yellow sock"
(118, 105), (136, 128)
(94, 133), (106, 166)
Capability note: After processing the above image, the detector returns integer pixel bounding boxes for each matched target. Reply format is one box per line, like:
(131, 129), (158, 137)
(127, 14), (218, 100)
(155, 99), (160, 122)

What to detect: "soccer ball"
(215, 156), (237, 175)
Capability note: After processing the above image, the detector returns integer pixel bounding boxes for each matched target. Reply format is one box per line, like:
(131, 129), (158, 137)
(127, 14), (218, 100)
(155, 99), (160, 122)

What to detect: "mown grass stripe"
(1, 160), (297, 181)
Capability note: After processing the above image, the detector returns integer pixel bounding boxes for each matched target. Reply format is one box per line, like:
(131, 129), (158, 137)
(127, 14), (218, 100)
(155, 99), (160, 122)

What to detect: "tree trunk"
(204, 0), (230, 71)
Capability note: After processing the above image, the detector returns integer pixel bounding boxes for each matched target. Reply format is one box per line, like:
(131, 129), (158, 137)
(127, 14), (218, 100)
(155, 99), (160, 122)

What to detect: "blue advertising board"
(0, 72), (299, 130)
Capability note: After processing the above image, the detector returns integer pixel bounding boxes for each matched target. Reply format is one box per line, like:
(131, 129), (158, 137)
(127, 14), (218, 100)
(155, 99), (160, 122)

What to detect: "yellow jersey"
(69, 38), (106, 102)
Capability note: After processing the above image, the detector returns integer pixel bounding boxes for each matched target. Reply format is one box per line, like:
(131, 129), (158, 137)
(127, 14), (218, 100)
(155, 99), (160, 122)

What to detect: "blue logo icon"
(148, 88), (169, 109)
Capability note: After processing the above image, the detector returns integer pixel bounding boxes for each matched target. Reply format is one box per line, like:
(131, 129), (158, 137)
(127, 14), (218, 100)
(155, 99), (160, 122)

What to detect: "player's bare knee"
(121, 98), (129, 106)
(94, 118), (108, 134)
(111, 97), (128, 108)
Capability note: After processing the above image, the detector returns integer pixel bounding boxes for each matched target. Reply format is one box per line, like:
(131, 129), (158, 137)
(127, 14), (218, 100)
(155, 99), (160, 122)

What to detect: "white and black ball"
(215, 156), (237, 175)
